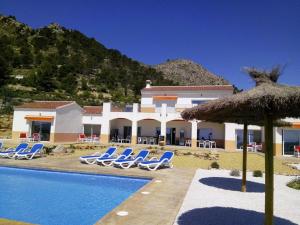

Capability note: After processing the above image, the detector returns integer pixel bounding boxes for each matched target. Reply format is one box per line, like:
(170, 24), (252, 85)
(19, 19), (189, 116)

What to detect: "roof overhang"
(24, 115), (54, 121)
(153, 96), (178, 101)
(291, 122), (300, 129)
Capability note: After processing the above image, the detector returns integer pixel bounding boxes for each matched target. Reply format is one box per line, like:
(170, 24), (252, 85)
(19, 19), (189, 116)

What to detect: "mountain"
(0, 15), (234, 114)
(155, 59), (230, 85)
(0, 15), (175, 112)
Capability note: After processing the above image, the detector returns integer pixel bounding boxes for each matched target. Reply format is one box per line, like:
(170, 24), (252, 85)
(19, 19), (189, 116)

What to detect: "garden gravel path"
(174, 169), (300, 225)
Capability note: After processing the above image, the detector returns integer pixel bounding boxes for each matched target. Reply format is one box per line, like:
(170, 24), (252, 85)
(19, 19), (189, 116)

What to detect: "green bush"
(287, 178), (300, 190)
(230, 169), (240, 177)
(253, 170), (263, 177)
(43, 146), (55, 155)
(211, 161), (220, 169)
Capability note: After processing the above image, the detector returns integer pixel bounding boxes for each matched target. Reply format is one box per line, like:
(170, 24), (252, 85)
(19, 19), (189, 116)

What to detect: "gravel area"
(174, 169), (300, 225)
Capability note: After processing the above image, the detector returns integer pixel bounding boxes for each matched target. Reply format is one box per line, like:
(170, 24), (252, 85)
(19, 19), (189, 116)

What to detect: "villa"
(11, 80), (300, 156)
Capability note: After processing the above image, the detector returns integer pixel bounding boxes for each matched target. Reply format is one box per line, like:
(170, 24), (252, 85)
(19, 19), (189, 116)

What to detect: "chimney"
(145, 80), (152, 88)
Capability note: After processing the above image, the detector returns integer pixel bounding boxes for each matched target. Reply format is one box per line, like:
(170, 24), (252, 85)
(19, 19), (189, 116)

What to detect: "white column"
(191, 120), (198, 148)
(100, 122), (110, 144)
(273, 127), (283, 156)
(224, 123), (236, 151)
(161, 103), (167, 117)
(131, 120), (137, 144)
(160, 120), (166, 143)
(133, 103), (139, 113)
(100, 102), (111, 144)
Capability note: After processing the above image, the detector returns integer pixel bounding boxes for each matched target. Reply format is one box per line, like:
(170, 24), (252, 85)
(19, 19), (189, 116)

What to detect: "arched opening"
(109, 118), (132, 143)
(166, 120), (191, 146)
(137, 119), (161, 145)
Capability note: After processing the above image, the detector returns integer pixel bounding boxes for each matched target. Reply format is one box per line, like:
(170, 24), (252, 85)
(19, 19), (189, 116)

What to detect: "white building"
(12, 101), (83, 142)
(11, 81), (300, 156)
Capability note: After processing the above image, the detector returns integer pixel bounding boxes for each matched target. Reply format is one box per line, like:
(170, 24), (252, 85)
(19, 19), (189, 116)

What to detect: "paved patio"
(174, 169), (300, 225)
(0, 155), (195, 225)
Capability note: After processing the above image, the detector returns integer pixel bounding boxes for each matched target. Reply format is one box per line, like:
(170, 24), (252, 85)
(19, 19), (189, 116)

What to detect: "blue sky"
(1, 0), (299, 89)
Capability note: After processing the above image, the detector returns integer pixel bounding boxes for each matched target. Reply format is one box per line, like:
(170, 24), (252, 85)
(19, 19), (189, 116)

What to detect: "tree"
(20, 45), (33, 66)
(0, 55), (10, 87)
(35, 61), (57, 91)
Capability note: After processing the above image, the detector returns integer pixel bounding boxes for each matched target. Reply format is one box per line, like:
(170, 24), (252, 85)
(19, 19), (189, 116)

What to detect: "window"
(235, 129), (262, 149)
(198, 128), (213, 140)
(283, 130), (300, 155)
(192, 100), (207, 105)
(124, 105), (133, 112)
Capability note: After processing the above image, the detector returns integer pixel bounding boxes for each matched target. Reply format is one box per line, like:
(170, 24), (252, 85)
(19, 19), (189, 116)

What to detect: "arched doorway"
(166, 120), (192, 146)
(137, 119), (161, 145)
(109, 118), (132, 143)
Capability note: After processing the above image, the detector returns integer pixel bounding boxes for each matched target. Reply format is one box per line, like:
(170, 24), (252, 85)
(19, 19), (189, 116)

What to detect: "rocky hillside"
(155, 59), (230, 85)
(0, 14), (175, 112)
(0, 15), (236, 114)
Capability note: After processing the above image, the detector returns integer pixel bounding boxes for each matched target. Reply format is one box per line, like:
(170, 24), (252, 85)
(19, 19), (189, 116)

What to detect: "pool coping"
(0, 157), (195, 225)
(0, 164), (152, 181)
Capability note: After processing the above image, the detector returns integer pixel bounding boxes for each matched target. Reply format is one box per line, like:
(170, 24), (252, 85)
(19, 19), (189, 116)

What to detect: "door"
(166, 128), (176, 145)
(123, 126), (132, 139)
(31, 121), (51, 141)
(179, 129), (185, 146)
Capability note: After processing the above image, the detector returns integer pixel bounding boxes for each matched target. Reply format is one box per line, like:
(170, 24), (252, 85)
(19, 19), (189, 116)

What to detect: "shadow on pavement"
(177, 207), (297, 225)
(199, 177), (265, 193)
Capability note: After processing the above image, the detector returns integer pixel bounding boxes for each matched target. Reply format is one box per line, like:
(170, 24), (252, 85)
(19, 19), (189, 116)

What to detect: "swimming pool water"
(0, 166), (149, 225)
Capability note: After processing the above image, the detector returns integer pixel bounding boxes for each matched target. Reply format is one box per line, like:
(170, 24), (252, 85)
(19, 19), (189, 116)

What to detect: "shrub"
(183, 151), (193, 156)
(253, 170), (263, 177)
(211, 161), (220, 169)
(43, 146), (55, 155)
(230, 169), (240, 177)
(287, 178), (300, 190)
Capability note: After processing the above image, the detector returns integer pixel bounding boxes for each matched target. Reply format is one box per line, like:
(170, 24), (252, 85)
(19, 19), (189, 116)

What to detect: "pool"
(0, 166), (150, 225)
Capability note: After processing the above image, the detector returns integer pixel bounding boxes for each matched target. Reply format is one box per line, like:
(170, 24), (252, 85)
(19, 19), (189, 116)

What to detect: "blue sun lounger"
(138, 151), (174, 171)
(14, 143), (44, 160)
(97, 148), (133, 166)
(113, 149), (149, 169)
(79, 147), (117, 164)
(0, 143), (29, 158)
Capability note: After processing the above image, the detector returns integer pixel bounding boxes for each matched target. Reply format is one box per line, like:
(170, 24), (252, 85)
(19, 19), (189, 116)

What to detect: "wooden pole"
(241, 122), (248, 192)
(264, 115), (274, 225)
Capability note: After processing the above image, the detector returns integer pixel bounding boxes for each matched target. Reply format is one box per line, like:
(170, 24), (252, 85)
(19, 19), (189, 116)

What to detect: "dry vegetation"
(36, 143), (300, 176)
(1, 141), (300, 176)
(0, 114), (12, 138)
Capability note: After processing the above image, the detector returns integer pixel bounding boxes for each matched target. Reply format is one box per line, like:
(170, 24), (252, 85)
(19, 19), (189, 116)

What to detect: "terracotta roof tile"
(141, 85), (234, 92)
(15, 101), (74, 109)
(83, 106), (103, 114)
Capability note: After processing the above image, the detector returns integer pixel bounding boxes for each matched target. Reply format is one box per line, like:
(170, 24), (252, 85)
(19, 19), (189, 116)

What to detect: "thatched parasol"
(181, 66), (300, 225)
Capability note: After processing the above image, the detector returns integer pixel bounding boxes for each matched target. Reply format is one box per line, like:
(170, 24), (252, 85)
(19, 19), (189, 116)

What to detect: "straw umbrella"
(181, 66), (300, 225)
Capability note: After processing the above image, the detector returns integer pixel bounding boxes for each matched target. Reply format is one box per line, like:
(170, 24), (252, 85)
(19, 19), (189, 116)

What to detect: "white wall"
(141, 89), (233, 109)
(137, 120), (161, 136)
(55, 103), (83, 134)
(12, 109), (56, 133)
(198, 122), (225, 140)
(82, 115), (104, 125)
(224, 123), (262, 141)
(167, 120), (192, 139)
(110, 119), (132, 138)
